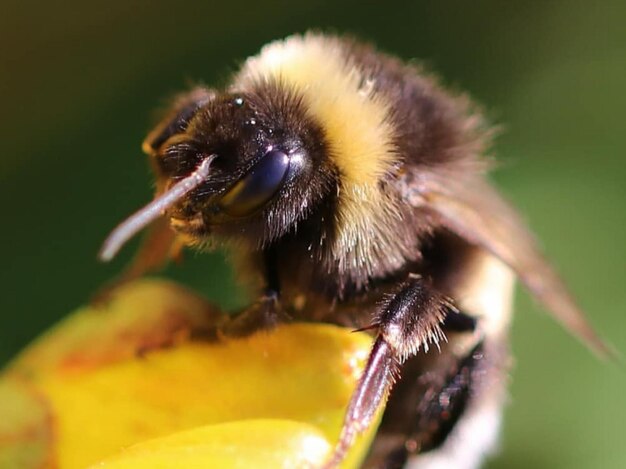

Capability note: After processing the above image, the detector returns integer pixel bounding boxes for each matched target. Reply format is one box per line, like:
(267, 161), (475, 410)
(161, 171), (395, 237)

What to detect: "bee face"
(147, 88), (335, 247)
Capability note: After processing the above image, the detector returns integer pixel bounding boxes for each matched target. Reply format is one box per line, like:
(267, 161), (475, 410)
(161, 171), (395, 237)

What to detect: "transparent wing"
(412, 170), (612, 358)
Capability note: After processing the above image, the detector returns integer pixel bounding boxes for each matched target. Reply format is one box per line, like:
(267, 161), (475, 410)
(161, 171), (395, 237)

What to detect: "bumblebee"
(100, 33), (608, 468)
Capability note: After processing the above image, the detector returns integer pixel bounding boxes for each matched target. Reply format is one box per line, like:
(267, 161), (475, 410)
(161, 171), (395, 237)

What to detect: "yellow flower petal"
(90, 420), (331, 469)
(1, 279), (379, 468)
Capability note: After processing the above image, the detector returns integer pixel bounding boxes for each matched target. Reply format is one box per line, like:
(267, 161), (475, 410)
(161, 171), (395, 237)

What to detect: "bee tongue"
(98, 155), (215, 262)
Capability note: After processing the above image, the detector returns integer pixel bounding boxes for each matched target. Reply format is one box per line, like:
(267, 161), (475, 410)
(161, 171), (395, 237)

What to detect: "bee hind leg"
(322, 276), (455, 468)
(365, 327), (509, 468)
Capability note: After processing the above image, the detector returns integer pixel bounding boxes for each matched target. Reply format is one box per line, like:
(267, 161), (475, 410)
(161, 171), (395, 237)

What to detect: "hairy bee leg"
(323, 338), (399, 468)
(323, 277), (450, 468)
(366, 340), (487, 469)
(440, 309), (477, 333)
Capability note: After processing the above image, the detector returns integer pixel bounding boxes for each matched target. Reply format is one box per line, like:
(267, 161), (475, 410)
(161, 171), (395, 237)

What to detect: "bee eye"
(219, 150), (290, 217)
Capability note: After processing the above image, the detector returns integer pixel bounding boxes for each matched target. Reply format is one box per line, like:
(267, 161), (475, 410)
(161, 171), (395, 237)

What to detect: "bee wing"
(414, 171), (612, 358)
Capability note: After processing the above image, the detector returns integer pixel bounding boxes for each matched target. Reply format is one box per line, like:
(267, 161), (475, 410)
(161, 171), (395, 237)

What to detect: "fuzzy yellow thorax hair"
(234, 34), (403, 275)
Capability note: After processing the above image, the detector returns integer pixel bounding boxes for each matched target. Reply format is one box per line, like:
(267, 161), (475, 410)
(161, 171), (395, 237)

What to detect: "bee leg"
(440, 308), (477, 332)
(218, 289), (292, 338)
(219, 248), (292, 337)
(366, 341), (490, 469)
(365, 326), (508, 469)
(323, 276), (450, 468)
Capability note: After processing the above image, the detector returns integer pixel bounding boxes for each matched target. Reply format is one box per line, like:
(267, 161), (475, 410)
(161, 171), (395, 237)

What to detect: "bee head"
(100, 85), (336, 261)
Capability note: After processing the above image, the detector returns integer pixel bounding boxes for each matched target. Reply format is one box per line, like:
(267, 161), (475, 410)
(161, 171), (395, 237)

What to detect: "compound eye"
(219, 150), (290, 217)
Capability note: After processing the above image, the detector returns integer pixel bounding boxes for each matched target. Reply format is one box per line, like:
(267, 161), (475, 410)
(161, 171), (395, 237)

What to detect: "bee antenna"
(98, 155), (216, 262)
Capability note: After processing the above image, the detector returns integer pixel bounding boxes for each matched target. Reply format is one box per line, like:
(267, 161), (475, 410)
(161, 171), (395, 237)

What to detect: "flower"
(0, 279), (379, 468)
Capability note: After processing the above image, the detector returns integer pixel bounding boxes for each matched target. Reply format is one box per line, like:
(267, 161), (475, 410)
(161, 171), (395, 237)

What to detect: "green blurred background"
(1, 1), (624, 467)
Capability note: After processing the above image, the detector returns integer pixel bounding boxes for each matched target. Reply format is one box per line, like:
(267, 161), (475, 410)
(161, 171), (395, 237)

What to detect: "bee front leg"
(218, 289), (292, 338)
(219, 249), (292, 337)
(323, 276), (451, 468)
